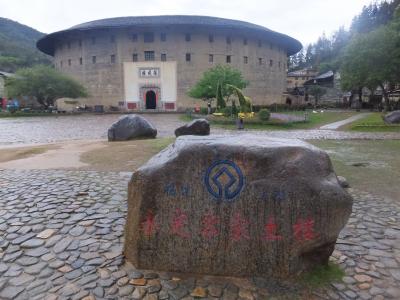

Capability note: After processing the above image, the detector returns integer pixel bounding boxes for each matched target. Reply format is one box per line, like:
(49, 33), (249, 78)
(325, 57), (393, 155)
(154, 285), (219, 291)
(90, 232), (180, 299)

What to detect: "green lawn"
(309, 139), (400, 201)
(0, 111), (56, 118)
(343, 112), (400, 132)
(183, 111), (357, 130)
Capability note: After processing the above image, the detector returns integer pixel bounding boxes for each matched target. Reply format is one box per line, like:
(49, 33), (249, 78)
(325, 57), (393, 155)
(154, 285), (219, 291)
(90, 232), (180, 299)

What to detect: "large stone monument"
(108, 115), (157, 141)
(124, 135), (353, 277)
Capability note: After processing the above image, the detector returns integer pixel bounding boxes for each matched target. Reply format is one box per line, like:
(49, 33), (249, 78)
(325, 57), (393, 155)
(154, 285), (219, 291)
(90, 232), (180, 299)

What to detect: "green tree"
(6, 65), (87, 108)
(340, 11), (400, 110)
(216, 81), (226, 109)
(308, 85), (327, 106)
(188, 65), (248, 104)
(226, 84), (252, 112)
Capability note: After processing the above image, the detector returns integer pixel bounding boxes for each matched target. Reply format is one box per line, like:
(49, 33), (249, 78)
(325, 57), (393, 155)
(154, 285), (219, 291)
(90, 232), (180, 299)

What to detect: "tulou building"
(37, 15), (302, 112)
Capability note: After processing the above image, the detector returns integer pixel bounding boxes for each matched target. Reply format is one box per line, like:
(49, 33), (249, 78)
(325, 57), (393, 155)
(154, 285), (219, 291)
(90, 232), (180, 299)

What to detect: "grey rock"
(71, 258), (85, 268)
(174, 119), (210, 137)
(118, 285), (134, 296)
(0, 279), (8, 291)
(0, 286), (25, 299)
(108, 115), (157, 141)
(124, 135), (353, 277)
(54, 237), (73, 253)
(11, 233), (35, 245)
(17, 256), (39, 266)
(99, 278), (116, 288)
(132, 287), (147, 299)
(383, 110), (400, 124)
(25, 247), (49, 257)
(162, 280), (178, 290)
(69, 226), (85, 236)
(130, 271), (144, 279)
(65, 269), (83, 280)
(0, 263), (9, 273)
(112, 270), (127, 279)
(337, 176), (350, 188)
(9, 273), (35, 285)
(25, 262), (47, 275)
(38, 267), (53, 279)
(169, 286), (188, 299)
(49, 260), (64, 269)
(4, 265), (22, 277)
(159, 290), (169, 300)
(2, 250), (22, 262)
(20, 238), (45, 248)
(85, 257), (105, 266)
(94, 286), (105, 297)
(77, 273), (98, 285)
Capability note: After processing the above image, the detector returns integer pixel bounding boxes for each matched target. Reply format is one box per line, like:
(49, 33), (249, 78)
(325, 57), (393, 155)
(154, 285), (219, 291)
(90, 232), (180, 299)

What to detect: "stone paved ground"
(0, 170), (399, 300)
(1, 114), (400, 147)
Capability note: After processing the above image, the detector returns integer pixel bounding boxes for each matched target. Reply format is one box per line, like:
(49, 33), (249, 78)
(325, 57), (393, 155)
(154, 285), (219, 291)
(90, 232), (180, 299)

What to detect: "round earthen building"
(37, 15), (301, 111)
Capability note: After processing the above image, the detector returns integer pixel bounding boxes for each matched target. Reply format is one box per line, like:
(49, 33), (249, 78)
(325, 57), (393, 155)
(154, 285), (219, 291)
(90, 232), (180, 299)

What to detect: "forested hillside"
(0, 17), (51, 72)
(289, 0), (400, 72)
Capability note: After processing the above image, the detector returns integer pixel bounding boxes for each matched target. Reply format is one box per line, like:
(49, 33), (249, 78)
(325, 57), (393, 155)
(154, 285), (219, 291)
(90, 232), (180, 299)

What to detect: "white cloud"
(0, 0), (372, 46)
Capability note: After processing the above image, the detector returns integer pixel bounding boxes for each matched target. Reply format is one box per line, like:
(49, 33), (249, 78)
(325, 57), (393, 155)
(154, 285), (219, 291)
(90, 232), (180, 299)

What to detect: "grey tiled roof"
(70, 15), (274, 32)
(37, 15), (302, 56)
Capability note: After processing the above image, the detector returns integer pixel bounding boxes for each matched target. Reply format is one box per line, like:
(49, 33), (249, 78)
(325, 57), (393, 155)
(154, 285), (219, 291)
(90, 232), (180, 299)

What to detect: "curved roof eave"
(37, 15), (302, 56)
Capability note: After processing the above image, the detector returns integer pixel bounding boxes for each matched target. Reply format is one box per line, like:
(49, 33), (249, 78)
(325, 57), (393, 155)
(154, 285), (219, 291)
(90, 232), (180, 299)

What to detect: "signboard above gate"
(139, 68), (160, 78)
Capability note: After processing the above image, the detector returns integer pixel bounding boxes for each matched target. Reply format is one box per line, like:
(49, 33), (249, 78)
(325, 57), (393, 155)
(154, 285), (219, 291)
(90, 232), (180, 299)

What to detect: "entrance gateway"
(123, 62), (178, 111)
(145, 90), (156, 109)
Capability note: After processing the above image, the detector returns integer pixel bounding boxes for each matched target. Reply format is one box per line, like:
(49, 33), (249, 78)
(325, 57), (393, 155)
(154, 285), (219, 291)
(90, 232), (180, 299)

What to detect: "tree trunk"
(358, 87), (363, 111)
(379, 84), (390, 111)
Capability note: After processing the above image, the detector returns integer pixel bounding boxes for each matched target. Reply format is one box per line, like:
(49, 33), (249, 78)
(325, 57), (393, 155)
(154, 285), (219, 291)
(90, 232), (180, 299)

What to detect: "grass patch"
(309, 139), (400, 201)
(343, 112), (400, 132)
(0, 145), (56, 163)
(183, 111), (357, 130)
(80, 137), (175, 172)
(301, 263), (344, 288)
(0, 111), (57, 118)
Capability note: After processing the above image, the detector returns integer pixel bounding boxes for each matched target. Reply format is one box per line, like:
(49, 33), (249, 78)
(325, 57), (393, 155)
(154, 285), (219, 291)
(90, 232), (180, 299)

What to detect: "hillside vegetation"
(0, 17), (51, 72)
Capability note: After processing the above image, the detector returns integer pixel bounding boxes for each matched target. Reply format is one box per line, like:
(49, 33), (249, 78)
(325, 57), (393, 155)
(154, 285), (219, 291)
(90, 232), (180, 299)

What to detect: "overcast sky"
(0, 0), (375, 47)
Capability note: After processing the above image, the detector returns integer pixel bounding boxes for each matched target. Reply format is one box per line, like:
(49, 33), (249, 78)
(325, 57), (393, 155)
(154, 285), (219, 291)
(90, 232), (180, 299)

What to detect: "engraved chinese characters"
(139, 68), (160, 78)
(124, 135), (353, 277)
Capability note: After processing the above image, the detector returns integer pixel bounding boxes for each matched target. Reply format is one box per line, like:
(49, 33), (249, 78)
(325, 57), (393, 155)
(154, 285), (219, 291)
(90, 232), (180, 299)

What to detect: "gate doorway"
(145, 90), (156, 109)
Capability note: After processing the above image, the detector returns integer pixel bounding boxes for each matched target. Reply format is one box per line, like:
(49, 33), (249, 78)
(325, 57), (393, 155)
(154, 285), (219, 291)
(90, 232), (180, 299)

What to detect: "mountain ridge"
(0, 17), (51, 72)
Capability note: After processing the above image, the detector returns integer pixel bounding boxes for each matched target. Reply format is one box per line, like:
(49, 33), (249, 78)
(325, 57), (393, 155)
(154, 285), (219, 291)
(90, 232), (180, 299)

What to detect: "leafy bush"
(222, 107), (232, 117)
(231, 101), (238, 116)
(200, 107), (208, 115)
(258, 109), (271, 121)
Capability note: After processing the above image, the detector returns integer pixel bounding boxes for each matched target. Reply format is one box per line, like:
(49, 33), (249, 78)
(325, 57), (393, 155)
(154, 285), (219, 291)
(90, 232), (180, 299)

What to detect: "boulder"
(124, 135), (353, 277)
(383, 110), (400, 124)
(337, 176), (350, 188)
(108, 115), (157, 141)
(175, 119), (210, 137)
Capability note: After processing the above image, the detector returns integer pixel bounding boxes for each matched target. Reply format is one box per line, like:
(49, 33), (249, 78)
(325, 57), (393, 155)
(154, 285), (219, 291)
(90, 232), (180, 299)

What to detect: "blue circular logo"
(204, 160), (244, 201)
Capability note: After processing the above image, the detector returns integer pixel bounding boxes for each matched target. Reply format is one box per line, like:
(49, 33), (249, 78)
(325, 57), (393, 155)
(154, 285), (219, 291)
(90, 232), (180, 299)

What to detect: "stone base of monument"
(124, 135), (353, 278)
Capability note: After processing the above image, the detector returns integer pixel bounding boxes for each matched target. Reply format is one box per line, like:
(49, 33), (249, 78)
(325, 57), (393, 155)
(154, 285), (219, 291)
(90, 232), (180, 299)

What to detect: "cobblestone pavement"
(0, 170), (399, 299)
(1, 114), (400, 147)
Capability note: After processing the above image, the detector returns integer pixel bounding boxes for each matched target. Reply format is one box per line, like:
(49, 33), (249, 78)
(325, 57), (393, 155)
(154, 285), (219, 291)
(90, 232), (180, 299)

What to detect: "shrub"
(231, 101), (238, 116)
(222, 107), (232, 117)
(200, 107), (208, 115)
(258, 109), (271, 121)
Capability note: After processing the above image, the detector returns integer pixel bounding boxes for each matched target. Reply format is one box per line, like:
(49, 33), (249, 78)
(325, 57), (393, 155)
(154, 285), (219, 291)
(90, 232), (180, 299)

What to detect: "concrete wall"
(54, 27), (288, 110)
